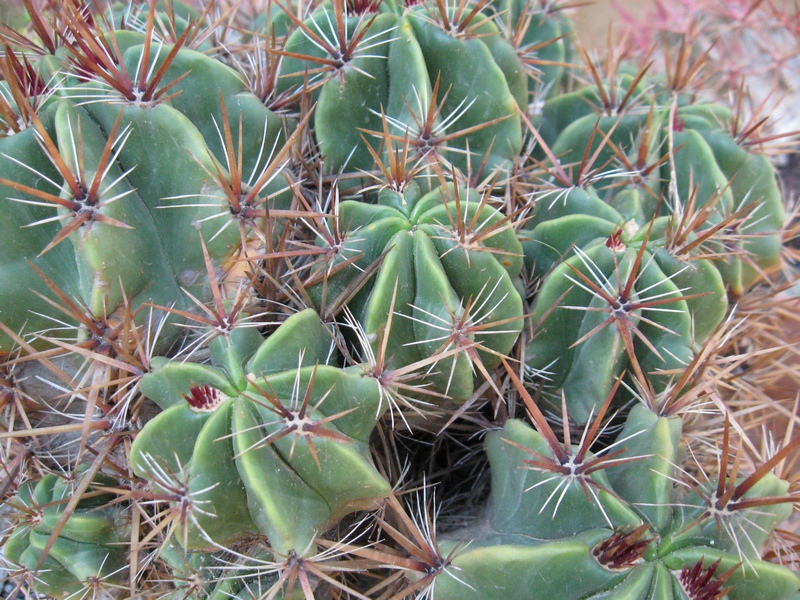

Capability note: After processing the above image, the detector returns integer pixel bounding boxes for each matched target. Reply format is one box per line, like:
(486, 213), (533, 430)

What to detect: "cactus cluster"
(274, 0), (526, 175)
(1, 0), (798, 598)
(433, 380), (800, 599)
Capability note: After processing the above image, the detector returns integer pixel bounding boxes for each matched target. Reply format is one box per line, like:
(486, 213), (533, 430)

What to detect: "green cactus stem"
(431, 379), (800, 599)
(523, 194), (727, 422)
(276, 0), (524, 174)
(307, 182), (524, 402)
(129, 309), (391, 556)
(0, 7), (294, 351)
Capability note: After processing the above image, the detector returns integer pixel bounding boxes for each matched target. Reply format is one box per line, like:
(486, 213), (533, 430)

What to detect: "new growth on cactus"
(0, 0), (798, 598)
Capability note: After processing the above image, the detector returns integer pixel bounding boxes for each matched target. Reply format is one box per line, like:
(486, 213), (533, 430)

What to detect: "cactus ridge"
(4, 470), (128, 599)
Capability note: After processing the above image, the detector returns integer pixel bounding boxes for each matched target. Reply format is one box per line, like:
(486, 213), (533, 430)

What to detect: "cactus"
(492, 0), (575, 100)
(306, 181), (524, 402)
(158, 540), (306, 599)
(1, 0), (798, 598)
(521, 189), (729, 422)
(432, 375), (800, 600)
(0, 3), (294, 351)
(129, 309), (390, 556)
(517, 51), (789, 421)
(275, 0), (532, 174)
(533, 58), (785, 296)
(4, 470), (128, 598)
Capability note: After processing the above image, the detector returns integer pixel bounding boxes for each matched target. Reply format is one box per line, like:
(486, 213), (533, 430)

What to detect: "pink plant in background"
(617, 0), (800, 132)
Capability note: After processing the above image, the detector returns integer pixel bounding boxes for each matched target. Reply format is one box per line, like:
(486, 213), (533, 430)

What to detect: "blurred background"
(572, 0), (652, 47)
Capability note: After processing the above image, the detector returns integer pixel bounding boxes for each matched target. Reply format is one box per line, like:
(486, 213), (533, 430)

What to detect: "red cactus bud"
(184, 385), (225, 412)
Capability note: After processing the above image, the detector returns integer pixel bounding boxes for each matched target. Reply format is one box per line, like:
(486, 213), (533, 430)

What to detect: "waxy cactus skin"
(522, 192), (728, 422)
(0, 12), (293, 351)
(535, 78), (785, 296)
(276, 0), (527, 175)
